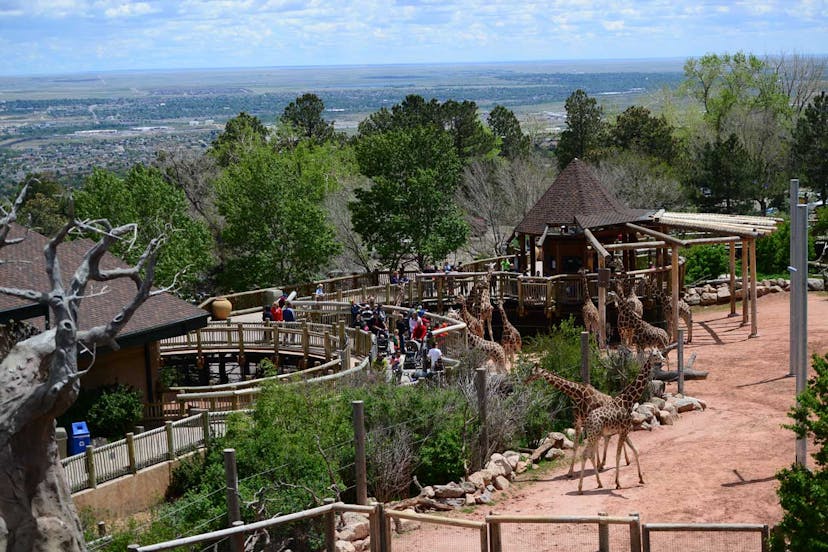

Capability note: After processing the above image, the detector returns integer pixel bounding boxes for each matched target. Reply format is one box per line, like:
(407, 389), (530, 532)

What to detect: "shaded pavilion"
(511, 159), (779, 344)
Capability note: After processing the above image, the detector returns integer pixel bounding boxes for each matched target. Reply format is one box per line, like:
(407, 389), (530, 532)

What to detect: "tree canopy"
(487, 105), (532, 160)
(556, 89), (606, 169)
(209, 112), (269, 167)
(791, 91), (828, 204)
(280, 93), (335, 145)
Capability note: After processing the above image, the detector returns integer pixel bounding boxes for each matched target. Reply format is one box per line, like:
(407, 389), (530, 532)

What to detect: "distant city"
(0, 59), (687, 189)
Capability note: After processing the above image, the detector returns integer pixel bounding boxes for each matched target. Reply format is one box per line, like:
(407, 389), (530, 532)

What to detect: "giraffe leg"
(592, 445), (603, 489)
(614, 435), (626, 489)
(487, 317), (494, 342)
(600, 436), (610, 469)
(577, 442), (590, 494)
(625, 435), (644, 485)
(568, 421), (582, 477)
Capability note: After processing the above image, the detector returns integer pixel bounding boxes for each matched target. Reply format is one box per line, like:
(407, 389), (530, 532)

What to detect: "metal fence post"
(476, 368), (488, 468)
(85, 445), (97, 489)
(580, 331), (590, 385)
(165, 421), (175, 461)
(224, 449), (244, 552)
(598, 511), (609, 552)
(352, 401), (368, 505)
(629, 512), (642, 552)
(677, 329), (685, 395)
(126, 432), (136, 474)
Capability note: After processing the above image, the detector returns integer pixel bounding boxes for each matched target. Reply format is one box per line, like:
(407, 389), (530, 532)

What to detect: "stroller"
(376, 330), (390, 355)
(403, 340), (422, 372)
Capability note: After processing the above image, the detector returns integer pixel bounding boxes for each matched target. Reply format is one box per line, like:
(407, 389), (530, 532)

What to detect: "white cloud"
(104, 2), (154, 18)
(602, 19), (624, 31)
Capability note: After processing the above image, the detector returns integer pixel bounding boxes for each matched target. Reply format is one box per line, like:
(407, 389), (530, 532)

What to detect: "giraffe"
(467, 331), (507, 373)
(576, 350), (663, 493)
(526, 364), (628, 477)
(644, 274), (692, 343)
(392, 281), (408, 307)
(579, 270), (601, 339)
(455, 294), (484, 338)
(610, 290), (669, 353)
(496, 299), (521, 361)
(477, 266), (495, 341)
(618, 274), (643, 318)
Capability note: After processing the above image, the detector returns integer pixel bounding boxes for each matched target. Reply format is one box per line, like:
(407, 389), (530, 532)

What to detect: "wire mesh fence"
(385, 510), (487, 552)
(642, 523), (769, 552)
(489, 514), (641, 552)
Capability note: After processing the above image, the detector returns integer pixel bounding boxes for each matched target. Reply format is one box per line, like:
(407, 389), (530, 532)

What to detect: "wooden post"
(749, 238), (758, 337)
(489, 520), (502, 552)
(629, 512), (642, 552)
(224, 449), (243, 552)
(352, 401), (368, 505)
(670, 245), (680, 344)
(580, 331), (590, 385)
(126, 432), (137, 474)
(231, 393), (239, 411)
(230, 521), (244, 552)
(479, 524), (489, 552)
(383, 513), (393, 552)
(338, 321), (346, 349)
(373, 502), (386, 552)
(597, 258), (607, 347)
(598, 511), (609, 552)
(324, 331), (332, 362)
(741, 239), (749, 324)
(97, 521), (106, 538)
(302, 322), (310, 366)
(677, 329), (685, 395)
(202, 410), (210, 447)
(385, 281), (391, 304)
(546, 279), (554, 318)
(476, 368), (488, 468)
(341, 345), (351, 370)
(85, 445), (97, 489)
(324, 498), (336, 552)
(729, 241), (737, 316)
(517, 277), (524, 316)
(437, 276), (444, 311)
(165, 421), (175, 461)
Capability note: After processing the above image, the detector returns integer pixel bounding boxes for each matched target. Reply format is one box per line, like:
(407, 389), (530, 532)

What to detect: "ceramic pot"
(212, 296), (232, 320)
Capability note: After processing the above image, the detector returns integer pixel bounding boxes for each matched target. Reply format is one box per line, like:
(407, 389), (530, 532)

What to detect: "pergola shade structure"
(511, 159), (780, 344)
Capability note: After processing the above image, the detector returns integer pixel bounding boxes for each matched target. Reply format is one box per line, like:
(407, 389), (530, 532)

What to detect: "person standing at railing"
(271, 301), (283, 322)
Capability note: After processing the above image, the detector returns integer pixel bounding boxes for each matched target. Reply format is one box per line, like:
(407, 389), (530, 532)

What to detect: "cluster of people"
(262, 295), (296, 322)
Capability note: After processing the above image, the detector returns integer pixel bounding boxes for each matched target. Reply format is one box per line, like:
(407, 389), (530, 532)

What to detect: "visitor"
(408, 309), (419, 335)
(314, 283), (324, 300)
(500, 257), (510, 271)
(427, 343), (443, 371)
(350, 299), (360, 327)
(271, 301), (283, 322)
(283, 302), (296, 322)
(396, 313), (408, 353)
(262, 304), (273, 322)
(411, 315), (428, 344)
(390, 270), (401, 284)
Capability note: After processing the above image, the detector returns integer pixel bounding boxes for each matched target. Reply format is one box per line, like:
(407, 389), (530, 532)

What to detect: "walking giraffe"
(610, 288), (668, 353)
(526, 364), (629, 477)
(496, 299), (521, 361)
(577, 350), (664, 493)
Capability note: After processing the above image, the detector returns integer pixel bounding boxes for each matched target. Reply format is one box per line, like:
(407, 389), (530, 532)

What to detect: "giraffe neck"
(618, 354), (658, 408)
(532, 367), (587, 401)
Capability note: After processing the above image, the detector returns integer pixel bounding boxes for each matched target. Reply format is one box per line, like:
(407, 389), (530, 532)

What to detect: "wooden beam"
(741, 239), (749, 324)
(684, 236), (742, 246)
(750, 238), (758, 337)
(729, 241), (737, 316)
(603, 240), (667, 251)
(584, 228), (610, 259)
(654, 218), (762, 238)
(625, 223), (686, 246)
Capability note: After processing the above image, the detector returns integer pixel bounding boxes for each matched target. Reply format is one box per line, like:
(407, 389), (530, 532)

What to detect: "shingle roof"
(514, 159), (651, 235)
(0, 224), (208, 347)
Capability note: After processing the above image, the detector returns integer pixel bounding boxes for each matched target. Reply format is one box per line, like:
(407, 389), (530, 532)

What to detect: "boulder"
(466, 469), (492, 489)
(486, 453), (513, 477)
(672, 397), (703, 413)
(717, 287), (731, 300)
(433, 482), (465, 499)
(700, 292), (718, 306)
(564, 428), (576, 441)
(561, 437), (574, 450)
(338, 513), (370, 542)
(757, 286), (769, 297)
(502, 451), (520, 470)
(544, 448), (566, 461)
(336, 540), (356, 552)
(649, 396), (666, 410)
(516, 460), (528, 474)
(493, 475), (511, 491)
(769, 285), (784, 293)
(460, 480), (477, 494)
(394, 514), (421, 534)
(465, 493), (476, 506)
(648, 379), (666, 397)
(658, 410), (675, 425)
(476, 491), (492, 504)
(631, 411), (647, 426)
(423, 486), (435, 498)
(808, 278), (825, 291)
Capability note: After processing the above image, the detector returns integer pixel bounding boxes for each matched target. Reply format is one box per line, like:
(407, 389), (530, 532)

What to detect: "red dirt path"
(396, 291), (828, 548)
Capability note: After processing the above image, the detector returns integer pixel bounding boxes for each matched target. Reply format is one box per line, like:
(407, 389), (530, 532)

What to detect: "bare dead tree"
(324, 175), (374, 273)
(772, 52), (827, 118)
(0, 185), (166, 551)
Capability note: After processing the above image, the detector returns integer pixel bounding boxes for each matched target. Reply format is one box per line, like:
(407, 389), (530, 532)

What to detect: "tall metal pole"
(795, 204), (809, 467)
(789, 179), (799, 378)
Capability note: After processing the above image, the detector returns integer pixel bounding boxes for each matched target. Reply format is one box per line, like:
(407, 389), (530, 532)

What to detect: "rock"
(544, 447), (566, 460)
(631, 411), (647, 426)
(561, 437), (574, 450)
(808, 278), (825, 291)
(564, 428), (576, 441)
(460, 480), (477, 494)
(700, 292), (718, 306)
(336, 540), (356, 552)
(717, 287), (731, 300)
(422, 486), (435, 498)
(395, 515), (421, 534)
(486, 484), (495, 493)
(465, 493), (476, 506)
(502, 450), (520, 470)
(696, 398), (707, 410)
(444, 498), (466, 508)
(476, 491), (492, 504)
(433, 482), (465, 499)
(769, 285), (783, 293)
(703, 284), (715, 293)
(466, 470), (492, 489)
(684, 293), (701, 306)
(649, 396), (666, 410)
(486, 453), (513, 477)
(516, 460), (528, 474)
(648, 379), (666, 397)
(493, 474), (511, 490)
(658, 410), (675, 425)
(662, 401), (678, 415)
(672, 397), (703, 413)
(757, 286), (769, 297)
(338, 513), (370, 542)
(636, 403), (656, 419)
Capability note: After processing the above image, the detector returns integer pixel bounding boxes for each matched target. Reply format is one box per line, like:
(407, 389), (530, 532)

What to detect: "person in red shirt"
(411, 317), (428, 342)
(271, 301), (283, 322)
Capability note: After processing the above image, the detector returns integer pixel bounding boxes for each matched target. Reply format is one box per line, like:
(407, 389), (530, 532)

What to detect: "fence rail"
(61, 411), (232, 494)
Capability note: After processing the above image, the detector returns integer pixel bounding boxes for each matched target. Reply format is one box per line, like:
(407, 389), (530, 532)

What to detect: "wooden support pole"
(598, 511), (609, 552)
(476, 368), (488, 469)
(86, 445), (97, 489)
(749, 238), (758, 337)
(580, 331), (590, 385)
(729, 241), (737, 316)
(671, 245), (680, 344)
(597, 258), (607, 348)
(165, 421), (175, 461)
(302, 322), (310, 365)
(324, 498), (336, 552)
(437, 276), (444, 311)
(202, 410), (210, 447)
(324, 331), (332, 362)
(224, 449), (243, 552)
(126, 432), (137, 474)
(490, 521), (503, 552)
(629, 512), (642, 552)
(352, 401), (368, 505)
(741, 239), (749, 324)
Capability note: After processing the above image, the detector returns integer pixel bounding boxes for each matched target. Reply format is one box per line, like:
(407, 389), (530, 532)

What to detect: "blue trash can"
(68, 421), (90, 455)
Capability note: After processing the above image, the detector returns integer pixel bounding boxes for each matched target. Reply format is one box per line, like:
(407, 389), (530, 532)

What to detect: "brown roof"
(0, 224), (208, 347)
(514, 159), (651, 235)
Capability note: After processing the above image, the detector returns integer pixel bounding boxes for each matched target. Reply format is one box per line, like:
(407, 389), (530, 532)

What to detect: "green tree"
(215, 143), (342, 289)
(441, 99), (497, 161)
(556, 89), (607, 169)
(771, 353), (828, 551)
(610, 106), (677, 163)
(74, 166), (213, 297)
(280, 93), (335, 145)
(487, 105), (532, 160)
(686, 134), (753, 213)
(15, 174), (70, 235)
(791, 92), (828, 204)
(209, 112), (268, 167)
(350, 126), (468, 269)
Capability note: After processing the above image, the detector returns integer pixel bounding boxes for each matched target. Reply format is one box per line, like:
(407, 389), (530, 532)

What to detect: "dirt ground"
(392, 291), (828, 549)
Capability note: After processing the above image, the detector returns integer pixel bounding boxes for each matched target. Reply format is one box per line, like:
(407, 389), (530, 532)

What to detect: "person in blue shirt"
(283, 302), (296, 322)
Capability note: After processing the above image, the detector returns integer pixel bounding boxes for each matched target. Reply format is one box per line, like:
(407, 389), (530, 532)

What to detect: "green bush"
(771, 353), (828, 551)
(756, 220), (816, 278)
(683, 244), (730, 284)
(58, 384), (143, 440)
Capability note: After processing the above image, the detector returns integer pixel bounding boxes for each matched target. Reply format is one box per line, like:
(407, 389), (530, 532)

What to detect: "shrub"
(683, 244), (730, 284)
(771, 353), (828, 551)
(756, 220), (816, 277)
(58, 384), (143, 440)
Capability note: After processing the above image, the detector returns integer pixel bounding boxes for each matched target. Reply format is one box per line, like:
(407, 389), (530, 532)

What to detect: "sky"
(0, 0), (826, 76)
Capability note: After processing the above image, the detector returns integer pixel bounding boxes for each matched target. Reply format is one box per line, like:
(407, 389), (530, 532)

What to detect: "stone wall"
(683, 277), (825, 307)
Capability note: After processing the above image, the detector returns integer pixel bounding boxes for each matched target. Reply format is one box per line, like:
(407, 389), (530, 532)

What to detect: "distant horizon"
(2, 1), (825, 77)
